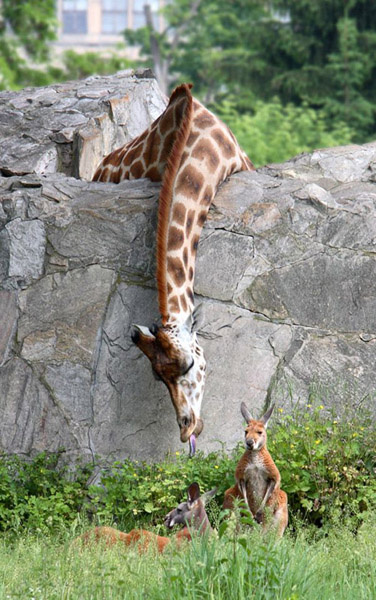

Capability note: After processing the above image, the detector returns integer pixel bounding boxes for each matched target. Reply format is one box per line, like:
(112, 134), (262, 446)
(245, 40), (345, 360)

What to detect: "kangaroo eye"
(257, 430), (263, 435)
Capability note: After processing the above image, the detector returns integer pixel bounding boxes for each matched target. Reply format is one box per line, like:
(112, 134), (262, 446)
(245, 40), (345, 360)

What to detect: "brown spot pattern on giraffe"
(186, 131), (200, 147)
(193, 112), (216, 129)
(167, 257), (186, 287)
(191, 138), (220, 172)
(130, 161), (145, 178)
(183, 247), (189, 268)
(167, 226), (185, 251)
(201, 185), (213, 205)
(191, 235), (199, 255)
(172, 203), (186, 226)
(145, 166), (162, 181)
(100, 167), (109, 181)
(180, 295), (188, 312)
(212, 128), (236, 159)
(144, 130), (161, 165)
(159, 105), (175, 136)
(175, 165), (204, 198)
(188, 267), (193, 281)
(197, 210), (208, 227)
(168, 295), (180, 313)
(185, 209), (195, 237)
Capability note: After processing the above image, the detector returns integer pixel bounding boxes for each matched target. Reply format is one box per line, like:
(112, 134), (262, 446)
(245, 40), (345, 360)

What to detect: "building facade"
(55, 0), (164, 51)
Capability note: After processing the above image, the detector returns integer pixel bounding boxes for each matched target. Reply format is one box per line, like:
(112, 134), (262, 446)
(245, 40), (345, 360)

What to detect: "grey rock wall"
(0, 71), (375, 464)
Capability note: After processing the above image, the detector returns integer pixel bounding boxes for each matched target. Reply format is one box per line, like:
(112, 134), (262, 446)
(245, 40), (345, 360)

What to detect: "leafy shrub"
(89, 448), (238, 531)
(216, 98), (355, 166)
(92, 400), (376, 532)
(0, 398), (374, 534)
(268, 401), (376, 529)
(0, 452), (92, 532)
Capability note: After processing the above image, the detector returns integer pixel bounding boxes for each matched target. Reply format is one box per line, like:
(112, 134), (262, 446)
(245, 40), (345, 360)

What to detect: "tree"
(124, 0), (376, 140)
(0, 0), (57, 89)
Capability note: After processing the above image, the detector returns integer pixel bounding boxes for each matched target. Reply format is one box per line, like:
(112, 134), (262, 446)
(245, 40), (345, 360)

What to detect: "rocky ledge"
(1, 70), (375, 464)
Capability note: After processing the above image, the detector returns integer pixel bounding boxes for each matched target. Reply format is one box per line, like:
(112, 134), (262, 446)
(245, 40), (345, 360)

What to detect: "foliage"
(89, 448), (236, 532)
(56, 50), (134, 82)
(1, 0), (57, 61)
(268, 400), (376, 529)
(216, 98), (354, 166)
(124, 0), (376, 141)
(1, 516), (376, 599)
(0, 396), (374, 535)
(0, 0), (57, 89)
(0, 452), (92, 533)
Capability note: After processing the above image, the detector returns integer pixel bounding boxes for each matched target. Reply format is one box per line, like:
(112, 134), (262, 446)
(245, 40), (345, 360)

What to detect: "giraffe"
(93, 83), (254, 455)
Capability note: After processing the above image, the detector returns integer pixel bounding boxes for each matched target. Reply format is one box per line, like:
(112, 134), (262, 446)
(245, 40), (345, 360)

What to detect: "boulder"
(0, 70), (375, 463)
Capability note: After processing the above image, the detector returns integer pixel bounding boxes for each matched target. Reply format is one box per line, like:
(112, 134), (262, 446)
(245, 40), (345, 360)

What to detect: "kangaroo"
(223, 403), (288, 537)
(78, 482), (216, 553)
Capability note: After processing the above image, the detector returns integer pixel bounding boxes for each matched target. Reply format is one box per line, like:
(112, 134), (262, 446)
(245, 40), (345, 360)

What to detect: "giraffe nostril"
(180, 417), (190, 428)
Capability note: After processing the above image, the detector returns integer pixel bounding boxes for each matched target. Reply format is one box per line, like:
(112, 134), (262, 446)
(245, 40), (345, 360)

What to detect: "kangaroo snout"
(164, 511), (174, 529)
(246, 438), (256, 450)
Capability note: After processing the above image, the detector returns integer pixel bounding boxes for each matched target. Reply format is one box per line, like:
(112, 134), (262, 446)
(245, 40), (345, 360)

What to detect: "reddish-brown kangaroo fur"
(223, 403), (288, 537)
(77, 482), (215, 553)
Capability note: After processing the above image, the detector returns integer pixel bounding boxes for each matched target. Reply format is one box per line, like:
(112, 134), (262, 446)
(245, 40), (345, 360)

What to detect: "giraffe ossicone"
(93, 83), (254, 455)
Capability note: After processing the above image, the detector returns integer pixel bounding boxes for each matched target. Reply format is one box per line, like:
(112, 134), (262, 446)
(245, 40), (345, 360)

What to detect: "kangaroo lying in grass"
(78, 482), (216, 553)
(223, 403), (288, 537)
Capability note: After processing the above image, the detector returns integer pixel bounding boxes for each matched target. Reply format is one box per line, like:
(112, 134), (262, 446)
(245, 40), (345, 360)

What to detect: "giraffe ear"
(192, 303), (204, 331)
(131, 324), (157, 362)
(131, 324), (155, 340)
(183, 313), (194, 332)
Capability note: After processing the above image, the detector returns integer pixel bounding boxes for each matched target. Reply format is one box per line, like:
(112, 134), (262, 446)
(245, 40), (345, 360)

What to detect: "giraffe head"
(131, 315), (205, 455)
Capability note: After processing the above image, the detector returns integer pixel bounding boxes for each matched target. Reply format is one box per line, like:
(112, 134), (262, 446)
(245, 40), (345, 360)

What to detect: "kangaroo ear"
(201, 487), (217, 505)
(261, 404), (275, 428)
(187, 482), (200, 505)
(241, 402), (252, 424)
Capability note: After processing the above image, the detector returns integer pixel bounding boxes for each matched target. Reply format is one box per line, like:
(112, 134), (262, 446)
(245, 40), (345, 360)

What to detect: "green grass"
(1, 516), (375, 600)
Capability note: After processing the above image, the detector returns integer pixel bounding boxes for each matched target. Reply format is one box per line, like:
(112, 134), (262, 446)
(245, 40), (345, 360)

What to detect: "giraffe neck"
(93, 84), (253, 327)
(157, 91), (253, 325)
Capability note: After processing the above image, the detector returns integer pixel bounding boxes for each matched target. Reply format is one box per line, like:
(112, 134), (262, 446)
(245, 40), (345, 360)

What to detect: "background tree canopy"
(0, 0), (375, 164)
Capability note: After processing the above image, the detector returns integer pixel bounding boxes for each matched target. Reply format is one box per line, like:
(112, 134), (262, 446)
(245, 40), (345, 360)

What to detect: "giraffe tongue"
(189, 434), (196, 457)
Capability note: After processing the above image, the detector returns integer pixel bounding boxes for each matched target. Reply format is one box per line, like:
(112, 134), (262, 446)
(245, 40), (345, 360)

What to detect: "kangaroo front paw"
(255, 511), (264, 524)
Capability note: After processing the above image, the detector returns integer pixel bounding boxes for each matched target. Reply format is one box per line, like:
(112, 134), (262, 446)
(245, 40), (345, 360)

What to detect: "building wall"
(55, 0), (164, 53)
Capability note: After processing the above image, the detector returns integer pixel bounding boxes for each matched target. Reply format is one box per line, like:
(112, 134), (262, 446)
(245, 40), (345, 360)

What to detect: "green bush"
(0, 398), (374, 534)
(216, 98), (355, 167)
(0, 452), (92, 532)
(268, 401), (376, 529)
(90, 448), (237, 532)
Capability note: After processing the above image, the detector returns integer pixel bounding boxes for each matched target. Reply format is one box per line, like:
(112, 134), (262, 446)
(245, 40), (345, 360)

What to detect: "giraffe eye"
(181, 359), (194, 376)
(180, 379), (190, 387)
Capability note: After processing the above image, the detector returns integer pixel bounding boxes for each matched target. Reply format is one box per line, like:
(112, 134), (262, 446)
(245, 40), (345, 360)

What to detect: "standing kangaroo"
(223, 403), (288, 537)
(78, 482), (215, 553)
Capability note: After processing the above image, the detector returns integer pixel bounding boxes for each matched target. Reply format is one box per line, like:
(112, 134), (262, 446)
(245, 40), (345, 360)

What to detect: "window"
(62, 0), (88, 34)
(133, 0), (159, 30)
(102, 0), (128, 34)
